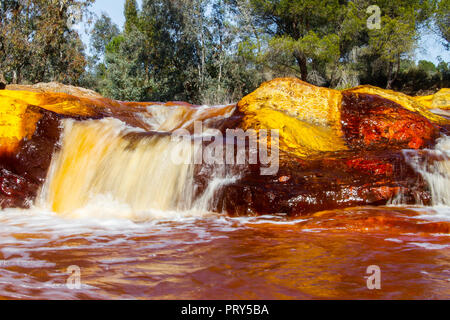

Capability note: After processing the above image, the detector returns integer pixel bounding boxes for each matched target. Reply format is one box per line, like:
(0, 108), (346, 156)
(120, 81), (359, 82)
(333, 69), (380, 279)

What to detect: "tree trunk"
(294, 50), (308, 81)
(0, 72), (5, 89)
(386, 56), (401, 90)
(393, 54), (400, 88)
(386, 61), (394, 89)
(218, 57), (222, 91)
(12, 70), (18, 84)
(329, 65), (338, 88)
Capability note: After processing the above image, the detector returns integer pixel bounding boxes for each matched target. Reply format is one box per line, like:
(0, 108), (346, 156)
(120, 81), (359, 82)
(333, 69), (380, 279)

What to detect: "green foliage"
(93, 0), (263, 104)
(394, 59), (441, 93)
(1, 0), (447, 102)
(0, 0), (94, 85)
(124, 0), (139, 33)
(90, 13), (120, 61)
(418, 60), (437, 73)
(435, 0), (449, 49)
(101, 30), (154, 101)
(436, 60), (450, 88)
(238, 0), (372, 85)
(235, 0), (441, 89)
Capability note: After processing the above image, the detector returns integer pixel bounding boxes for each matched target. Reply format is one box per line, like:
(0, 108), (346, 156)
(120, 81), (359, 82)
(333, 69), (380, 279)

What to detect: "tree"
(90, 13), (120, 63)
(362, 0), (435, 89)
(124, 0), (139, 33)
(237, 0), (354, 82)
(100, 31), (155, 101)
(88, 0), (444, 102)
(138, 0), (200, 101)
(437, 59), (450, 87)
(435, 0), (449, 49)
(0, 0), (33, 84)
(0, 0), (94, 85)
(32, 0), (95, 85)
(233, 0), (437, 89)
(97, 0), (200, 102)
(80, 12), (120, 91)
(418, 60), (437, 73)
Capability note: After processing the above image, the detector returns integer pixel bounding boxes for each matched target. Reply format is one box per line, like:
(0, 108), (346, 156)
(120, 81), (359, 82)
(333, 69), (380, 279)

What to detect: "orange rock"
(0, 79), (447, 214)
(344, 85), (448, 125)
(237, 78), (447, 158)
(0, 96), (43, 154)
(341, 92), (440, 150)
(237, 78), (348, 158)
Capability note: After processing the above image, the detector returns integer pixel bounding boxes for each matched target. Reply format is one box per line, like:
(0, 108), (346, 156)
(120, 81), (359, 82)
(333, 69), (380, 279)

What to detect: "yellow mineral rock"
(239, 78), (343, 132)
(0, 88), (106, 154)
(240, 106), (348, 157)
(413, 94), (434, 108)
(344, 85), (448, 125)
(413, 89), (450, 110)
(0, 95), (42, 154)
(0, 90), (100, 117)
(237, 78), (348, 158)
(2, 79), (448, 159)
(430, 88), (450, 110)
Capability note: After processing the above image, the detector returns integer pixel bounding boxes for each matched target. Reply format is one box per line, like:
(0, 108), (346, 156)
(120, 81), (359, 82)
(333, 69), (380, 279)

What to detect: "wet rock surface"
(341, 92), (440, 150)
(0, 109), (63, 208)
(217, 150), (431, 216)
(0, 79), (449, 215)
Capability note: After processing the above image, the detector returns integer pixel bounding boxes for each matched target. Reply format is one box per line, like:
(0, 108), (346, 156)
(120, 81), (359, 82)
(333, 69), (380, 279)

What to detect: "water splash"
(37, 113), (239, 220)
(402, 135), (450, 206)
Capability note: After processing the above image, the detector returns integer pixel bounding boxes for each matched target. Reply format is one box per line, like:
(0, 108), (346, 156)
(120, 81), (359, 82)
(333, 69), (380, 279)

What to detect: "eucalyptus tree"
(0, 0), (94, 85)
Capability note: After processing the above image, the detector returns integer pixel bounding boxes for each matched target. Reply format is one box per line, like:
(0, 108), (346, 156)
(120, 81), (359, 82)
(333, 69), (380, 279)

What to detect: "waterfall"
(37, 104), (239, 220)
(401, 135), (450, 206)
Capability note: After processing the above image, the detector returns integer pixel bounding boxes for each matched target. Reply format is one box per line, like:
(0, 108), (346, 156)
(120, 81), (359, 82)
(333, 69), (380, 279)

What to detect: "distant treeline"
(1, 0), (449, 104)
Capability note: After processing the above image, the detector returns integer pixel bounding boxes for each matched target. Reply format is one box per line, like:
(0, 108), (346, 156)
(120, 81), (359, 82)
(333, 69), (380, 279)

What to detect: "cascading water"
(2, 85), (450, 300)
(399, 135), (450, 206)
(36, 104), (240, 220)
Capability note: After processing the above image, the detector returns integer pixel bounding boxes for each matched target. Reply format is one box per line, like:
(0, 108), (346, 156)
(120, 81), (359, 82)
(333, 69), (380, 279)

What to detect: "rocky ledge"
(0, 79), (449, 215)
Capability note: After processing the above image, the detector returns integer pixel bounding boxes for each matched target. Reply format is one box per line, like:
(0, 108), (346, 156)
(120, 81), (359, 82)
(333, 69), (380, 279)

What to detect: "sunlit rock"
(6, 82), (104, 98)
(0, 79), (448, 215)
(413, 89), (450, 111)
(237, 78), (348, 158)
(431, 88), (450, 110)
(0, 107), (62, 208)
(0, 96), (43, 154)
(344, 85), (448, 125)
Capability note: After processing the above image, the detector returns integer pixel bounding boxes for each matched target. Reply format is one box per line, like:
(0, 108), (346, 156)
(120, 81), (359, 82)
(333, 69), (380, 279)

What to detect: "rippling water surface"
(0, 206), (449, 299)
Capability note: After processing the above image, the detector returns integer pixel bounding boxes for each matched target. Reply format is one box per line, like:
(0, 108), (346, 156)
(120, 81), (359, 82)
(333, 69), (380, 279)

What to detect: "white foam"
(409, 242), (450, 250)
(385, 238), (404, 243)
(413, 206), (450, 222)
(36, 117), (241, 220)
(402, 135), (450, 206)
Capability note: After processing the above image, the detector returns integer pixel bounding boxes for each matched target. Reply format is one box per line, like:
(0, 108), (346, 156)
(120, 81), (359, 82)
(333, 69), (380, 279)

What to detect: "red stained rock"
(213, 150), (431, 216)
(345, 158), (393, 176)
(0, 81), (447, 217)
(0, 109), (64, 208)
(341, 92), (440, 150)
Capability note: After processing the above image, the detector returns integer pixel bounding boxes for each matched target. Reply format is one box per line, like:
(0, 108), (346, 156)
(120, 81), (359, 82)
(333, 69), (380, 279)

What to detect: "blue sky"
(91, 0), (126, 28)
(83, 0), (449, 65)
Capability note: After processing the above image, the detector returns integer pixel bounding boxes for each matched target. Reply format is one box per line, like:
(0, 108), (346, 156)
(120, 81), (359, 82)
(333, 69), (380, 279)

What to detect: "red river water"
(0, 205), (449, 299)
